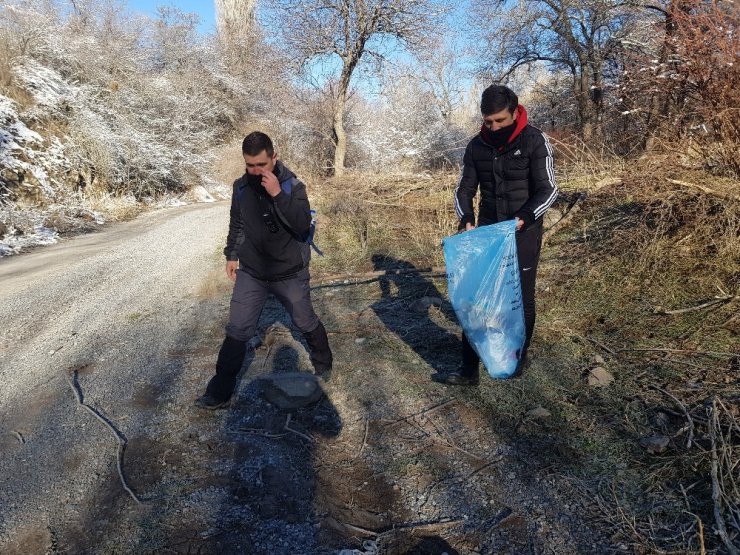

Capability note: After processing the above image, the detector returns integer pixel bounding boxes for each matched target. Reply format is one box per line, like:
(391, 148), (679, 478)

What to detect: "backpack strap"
(275, 177), (324, 256)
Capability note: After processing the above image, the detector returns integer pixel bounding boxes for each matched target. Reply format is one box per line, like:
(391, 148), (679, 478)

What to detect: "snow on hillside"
(1, 57), (226, 257)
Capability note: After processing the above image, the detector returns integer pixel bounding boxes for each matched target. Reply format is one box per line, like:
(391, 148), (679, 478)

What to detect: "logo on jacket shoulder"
(513, 149), (522, 156)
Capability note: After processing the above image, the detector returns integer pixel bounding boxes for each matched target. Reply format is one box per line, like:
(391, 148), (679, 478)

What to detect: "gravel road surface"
(0, 202), (228, 549)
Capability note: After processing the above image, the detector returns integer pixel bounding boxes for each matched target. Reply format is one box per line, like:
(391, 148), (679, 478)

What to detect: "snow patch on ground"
(0, 225), (58, 255)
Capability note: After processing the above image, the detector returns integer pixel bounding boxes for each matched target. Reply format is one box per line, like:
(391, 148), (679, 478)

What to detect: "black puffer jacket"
(223, 160), (312, 280)
(455, 106), (558, 230)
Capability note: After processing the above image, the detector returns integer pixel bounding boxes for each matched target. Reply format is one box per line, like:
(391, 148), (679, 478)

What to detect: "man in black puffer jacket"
(195, 132), (333, 409)
(436, 85), (558, 385)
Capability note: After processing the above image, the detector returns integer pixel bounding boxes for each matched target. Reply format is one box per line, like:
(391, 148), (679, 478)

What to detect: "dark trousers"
(225, 267), (319, 341)
(461, 223), (543, 374)
(206, 267), (322, 400)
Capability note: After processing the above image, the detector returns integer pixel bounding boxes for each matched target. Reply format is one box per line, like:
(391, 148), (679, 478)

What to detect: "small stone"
(526, 406), (551, 419)
(588, 367), (614, 387)
(639, 435), (670, 454)
(355, 337), (366, 344)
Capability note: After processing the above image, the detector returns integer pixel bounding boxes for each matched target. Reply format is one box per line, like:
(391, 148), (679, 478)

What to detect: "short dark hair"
(242, 131), (274, 156)
(480, 85), (518, 116)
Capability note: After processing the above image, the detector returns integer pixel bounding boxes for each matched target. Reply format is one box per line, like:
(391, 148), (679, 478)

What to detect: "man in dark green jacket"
(196, 132), (332, 409)
(436, 85), (558, 385)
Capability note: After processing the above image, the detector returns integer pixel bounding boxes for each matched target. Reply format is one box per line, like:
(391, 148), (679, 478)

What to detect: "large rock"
(259, 372), (324, 410)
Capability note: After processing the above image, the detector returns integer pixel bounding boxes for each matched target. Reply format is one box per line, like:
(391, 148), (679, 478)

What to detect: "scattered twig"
(579, 335), (617, 355)
(461, 459), (502, 482)
(682, 512), (707, 555)
(232, 414), (313, 443)
(656, 295), (738, 315)
(327, 515), (463, 539)
(65, 370), (143, 504)
(382, 517), (463, 533)
(231, 428), (289, 440)
(11, 430), (25, 444)
(284, 413), (313, 443)
(650, 385), (695, 449)
(708, 398), (739, 555)
(354, 418), (370, 460)
(381, 399), (456, 427)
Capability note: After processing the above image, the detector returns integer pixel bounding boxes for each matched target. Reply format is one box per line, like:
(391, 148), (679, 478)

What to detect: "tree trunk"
(332, 96), (347, 177)
(332, 66), (352, 177)
(644, 4), (678, 151)
(575, 69), (595, 141)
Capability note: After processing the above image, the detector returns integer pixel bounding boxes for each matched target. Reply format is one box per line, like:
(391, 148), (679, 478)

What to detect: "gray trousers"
(225, 267), (319, 341)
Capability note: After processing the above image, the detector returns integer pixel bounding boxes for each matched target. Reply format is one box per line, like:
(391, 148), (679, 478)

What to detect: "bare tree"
(473, 0), (640, 141)
(215, 0), (257, 31)
(620, 0), (740, 175)
(268, 0), (446, 176)
(215, 0), (257, 52)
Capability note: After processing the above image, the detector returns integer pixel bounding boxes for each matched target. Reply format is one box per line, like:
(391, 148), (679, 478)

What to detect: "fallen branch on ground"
(619, 347), (738, 357)
(543, 177), (622, 244)
(66, 370), (143, 504)
(325, 516), (463, 538)
(354, 418), (370, 460)
(655, 295), (738, 315)
(668, 179), (740, 202)
(708, 398), (739, 555)
(314, 267), (447, 287)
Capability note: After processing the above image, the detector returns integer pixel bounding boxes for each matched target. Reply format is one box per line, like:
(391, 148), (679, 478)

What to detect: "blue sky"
(126, 0), (217, 33)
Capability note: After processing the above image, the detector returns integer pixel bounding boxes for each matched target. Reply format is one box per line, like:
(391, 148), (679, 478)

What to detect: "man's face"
(483, 108), (516, 131)
(244, 150), (277, 175)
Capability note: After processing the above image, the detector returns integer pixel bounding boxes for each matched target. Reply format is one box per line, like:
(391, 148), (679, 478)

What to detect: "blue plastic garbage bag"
(442, 220), (526, 378)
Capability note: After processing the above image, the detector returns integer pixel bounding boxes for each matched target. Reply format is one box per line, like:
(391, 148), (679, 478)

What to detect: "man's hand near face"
(258, 168), (281, 197)
(225, 260), (239, 281)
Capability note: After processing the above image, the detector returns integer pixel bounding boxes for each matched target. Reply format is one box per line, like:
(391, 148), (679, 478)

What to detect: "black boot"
(196, 336), (247, 409)
(432, 334), (480, 386)
(303, 321), (333, 379)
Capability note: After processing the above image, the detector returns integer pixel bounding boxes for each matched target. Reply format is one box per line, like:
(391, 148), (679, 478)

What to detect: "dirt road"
(0, 202), (231, 551)
(0, 203), (608, 554)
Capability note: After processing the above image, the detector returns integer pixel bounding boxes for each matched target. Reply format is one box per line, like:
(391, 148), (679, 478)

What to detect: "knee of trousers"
(293, 313), (319, 334)
(224, 323), (258, 342)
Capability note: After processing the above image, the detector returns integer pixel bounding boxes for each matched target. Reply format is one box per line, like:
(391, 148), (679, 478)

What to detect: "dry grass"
(310, 171), (458, 276)
(305, 147), (738, 553)
(83, 193), (141, 222)
(540, 158), (739, 553)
